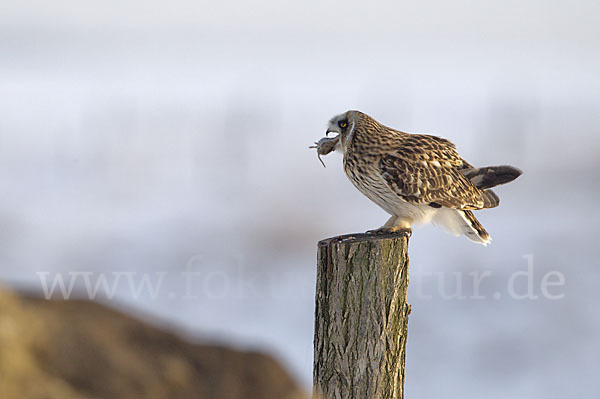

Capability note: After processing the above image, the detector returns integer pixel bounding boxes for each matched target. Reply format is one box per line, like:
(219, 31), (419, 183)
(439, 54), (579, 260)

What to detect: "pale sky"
(1, 0), (599, 44)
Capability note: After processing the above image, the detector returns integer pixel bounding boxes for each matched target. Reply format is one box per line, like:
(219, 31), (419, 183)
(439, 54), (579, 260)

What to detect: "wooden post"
(313, 233), (410, 399)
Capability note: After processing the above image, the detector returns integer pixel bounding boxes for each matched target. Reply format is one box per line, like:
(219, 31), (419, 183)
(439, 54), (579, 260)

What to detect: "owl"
(315, 110), (522, 245)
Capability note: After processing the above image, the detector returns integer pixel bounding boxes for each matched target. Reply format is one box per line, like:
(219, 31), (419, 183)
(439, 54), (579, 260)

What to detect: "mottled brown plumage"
(316, 110), (522, 245)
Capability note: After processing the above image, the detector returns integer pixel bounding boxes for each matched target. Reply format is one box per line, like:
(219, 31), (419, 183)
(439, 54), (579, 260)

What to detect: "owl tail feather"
(462, 165), (523, 190)
(433, 209), (491, 246)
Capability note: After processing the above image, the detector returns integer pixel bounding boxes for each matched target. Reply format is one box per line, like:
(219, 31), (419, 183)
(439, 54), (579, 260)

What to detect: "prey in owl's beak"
(309, 135), (340, 168)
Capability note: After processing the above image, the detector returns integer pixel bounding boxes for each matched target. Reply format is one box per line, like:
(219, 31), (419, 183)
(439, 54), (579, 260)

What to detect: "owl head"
(326, 111), (354, 135)
(326, 110), (361, 151)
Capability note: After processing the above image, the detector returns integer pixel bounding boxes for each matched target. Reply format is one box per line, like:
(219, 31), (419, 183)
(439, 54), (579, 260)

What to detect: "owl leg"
(366, 216), (412, 236)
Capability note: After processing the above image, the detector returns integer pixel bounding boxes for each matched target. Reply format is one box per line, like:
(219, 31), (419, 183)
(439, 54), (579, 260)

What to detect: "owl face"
(326, 112), (351, 135)
(326, 111), (357, 151)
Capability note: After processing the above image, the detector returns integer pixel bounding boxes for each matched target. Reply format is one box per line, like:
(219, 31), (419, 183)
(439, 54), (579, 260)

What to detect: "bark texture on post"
(313, 233), (410, 399)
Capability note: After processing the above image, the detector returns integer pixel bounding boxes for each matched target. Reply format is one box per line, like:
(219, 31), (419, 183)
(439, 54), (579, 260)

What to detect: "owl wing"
(378, 134), (493, 209)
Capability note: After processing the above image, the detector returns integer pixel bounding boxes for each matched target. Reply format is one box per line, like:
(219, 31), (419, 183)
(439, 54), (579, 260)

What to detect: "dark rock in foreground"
(0, 289), (305, 399)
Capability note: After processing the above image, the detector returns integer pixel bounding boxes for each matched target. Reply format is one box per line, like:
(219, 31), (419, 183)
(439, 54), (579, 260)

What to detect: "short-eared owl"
(315, 110), (522, 245)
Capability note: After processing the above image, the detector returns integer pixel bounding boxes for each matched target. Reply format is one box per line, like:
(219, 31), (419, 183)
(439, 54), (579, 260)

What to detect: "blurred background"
(1, 0), (599, 398)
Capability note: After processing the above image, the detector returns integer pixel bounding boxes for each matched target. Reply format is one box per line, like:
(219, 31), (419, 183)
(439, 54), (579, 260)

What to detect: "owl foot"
(366, 227), (412, 237)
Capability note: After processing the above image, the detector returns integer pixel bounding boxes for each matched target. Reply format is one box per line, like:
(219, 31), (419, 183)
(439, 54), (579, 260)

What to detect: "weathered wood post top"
(313, 232), (411, 399)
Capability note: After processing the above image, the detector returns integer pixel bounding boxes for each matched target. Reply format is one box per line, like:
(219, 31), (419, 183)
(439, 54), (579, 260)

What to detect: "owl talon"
(366, 227), (412, 237)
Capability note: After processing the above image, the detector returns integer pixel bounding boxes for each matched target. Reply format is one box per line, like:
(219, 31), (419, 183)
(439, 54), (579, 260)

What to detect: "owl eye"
(338, 120), (348, 128)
